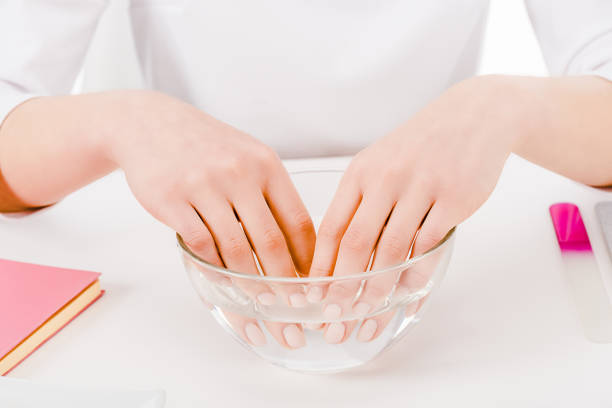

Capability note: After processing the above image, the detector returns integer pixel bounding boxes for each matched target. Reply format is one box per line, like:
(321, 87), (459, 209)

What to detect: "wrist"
(469, 75), (542, 154)
(95, 89), (157, 167)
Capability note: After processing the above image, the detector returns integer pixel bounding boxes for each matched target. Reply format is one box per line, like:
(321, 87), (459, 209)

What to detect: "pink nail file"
(549, 203), (612, 343)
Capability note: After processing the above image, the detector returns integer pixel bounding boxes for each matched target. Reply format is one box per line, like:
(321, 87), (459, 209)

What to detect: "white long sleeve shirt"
(1, 0), (611, 158)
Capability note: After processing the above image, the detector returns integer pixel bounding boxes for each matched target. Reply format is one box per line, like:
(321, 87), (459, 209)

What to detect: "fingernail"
(323, 303), (342, 320)
(289, 293), (307, 308)
(304, 322), (324, 330)
(245, 323), (266, 346)
(353, 302), (371, 316)
(283, 324), (306, 348)
(324, 322), (345, 344)
(357, 319), (378, 342)
(257, 292), (276, 306)
(306, 286), (323, 303)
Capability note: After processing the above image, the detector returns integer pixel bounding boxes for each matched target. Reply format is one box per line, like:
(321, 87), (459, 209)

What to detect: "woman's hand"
(307, 76), (522, 343)
(104, 91), (316, 348)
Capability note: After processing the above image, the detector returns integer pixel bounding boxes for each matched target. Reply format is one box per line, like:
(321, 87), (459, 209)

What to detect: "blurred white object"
(2, 0), (612, 159)
(0, 376), (165, 408)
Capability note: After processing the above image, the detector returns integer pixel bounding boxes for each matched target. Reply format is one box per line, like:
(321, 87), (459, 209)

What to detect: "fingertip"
(306, 286), (323, 303)
(245, 323), (267, 346)
(324, 322), (345, 344)
(289, 292), (307, 308)
(283, 324), (306, 348)
(357, 319), (377, 342)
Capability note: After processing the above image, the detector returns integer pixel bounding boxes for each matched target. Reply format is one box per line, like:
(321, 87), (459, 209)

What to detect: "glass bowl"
(178, 168), (455, 373)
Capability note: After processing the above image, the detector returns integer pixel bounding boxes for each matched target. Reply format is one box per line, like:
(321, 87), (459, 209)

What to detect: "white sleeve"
(525, 0), (612, 81)
(0, 0), (109, 124)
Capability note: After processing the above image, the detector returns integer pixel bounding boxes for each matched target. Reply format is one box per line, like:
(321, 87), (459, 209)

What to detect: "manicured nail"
(357, 319), (378, 342)
(323, 303), (342, 320)
(289, 293), (307, 308)
(324, 322), (345, 344)
(257, 292), (276, 306)
(306, 286), (323, 303)
(283, 324), (306, 348)
(353, 302), (371, 316)
(304, 322), (324, 330)
(245, 323), (266, 346)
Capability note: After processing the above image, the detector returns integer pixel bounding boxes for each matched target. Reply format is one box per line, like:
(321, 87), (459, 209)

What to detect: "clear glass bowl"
(178, 168), (455, 373)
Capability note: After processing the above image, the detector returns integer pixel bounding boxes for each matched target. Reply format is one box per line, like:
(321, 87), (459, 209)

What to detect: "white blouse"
(1, 0), (611, 158)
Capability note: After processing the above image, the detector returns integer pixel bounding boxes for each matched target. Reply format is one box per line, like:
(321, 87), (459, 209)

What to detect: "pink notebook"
(0, 258), (103, 375)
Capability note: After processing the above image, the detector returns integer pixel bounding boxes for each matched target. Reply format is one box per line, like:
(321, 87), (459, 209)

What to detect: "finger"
(170, 203), (232, 287)
(264, 167), (316, 276)
(356, 309), (397, 343)
(321, 194), (394, 344)
(322, 193), (394, 319)
(263, 321), (306, 349)
(398, 202), (455, 294)
(323, 319), (359, 344)
(234, 192), (307, 307)
(222, 310), (268, 347)
(192, 195), (276, 305)
(306, 175), (361, 302)
(355, 196), (433, 315)
(194, 193), (307, 348)
(172, 207), (269, 347)
(356, 293), (429, 343)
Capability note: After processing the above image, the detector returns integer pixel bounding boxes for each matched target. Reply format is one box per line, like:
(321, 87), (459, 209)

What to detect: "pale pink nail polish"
(357, 319), (378, 342)
(283, 324), (306, 348)
(289, 293), (307, 308)
(323, 303), (342, 319)
(304, 322), (324, 330)
(257, 292), (276, 306)
(245, 323), (267, 346)
(325, 322), (345, 344)
(306, 286), (323, 303)
(353, 302), (371, 316)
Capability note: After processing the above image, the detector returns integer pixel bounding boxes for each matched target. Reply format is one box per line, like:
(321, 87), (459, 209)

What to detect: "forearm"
(0, 92), (128, 211)
(497, 75), (612, 186)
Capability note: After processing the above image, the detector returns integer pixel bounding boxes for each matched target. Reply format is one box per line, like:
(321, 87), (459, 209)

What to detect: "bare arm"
(509, 75), (612, 187)
(1, 76), (611, 212)
(0, 92), (119, 211)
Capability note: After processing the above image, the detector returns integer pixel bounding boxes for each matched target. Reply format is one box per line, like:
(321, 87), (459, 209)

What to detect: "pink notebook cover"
(0, 258), (101, 358)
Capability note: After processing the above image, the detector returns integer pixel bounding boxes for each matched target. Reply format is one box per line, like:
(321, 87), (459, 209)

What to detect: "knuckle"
(183, 170), (211, 191)
(380, 163), (403, 184)
(260, 227), (286, 252)
(218, 156), (245, 178)
(412, 171), (434, 193)
(224, 235), (251, 260)
(291, 209), (314, 235)
(317, 222), (343, 242)
(255, 145), (279, 165)
(309, 263), (331, 277)
(380, 232), (406, 260)
(416, 229), (444, 253)
(341, 227), (369, 253)
(183, 228), (213, 254)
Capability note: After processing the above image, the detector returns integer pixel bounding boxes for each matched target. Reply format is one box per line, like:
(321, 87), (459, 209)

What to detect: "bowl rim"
(176, 167), (456, 283)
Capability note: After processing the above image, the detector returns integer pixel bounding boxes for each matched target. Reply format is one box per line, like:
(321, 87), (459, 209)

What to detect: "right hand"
(103, 90), (316, 349)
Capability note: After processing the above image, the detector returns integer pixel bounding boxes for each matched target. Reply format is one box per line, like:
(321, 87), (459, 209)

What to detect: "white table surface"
(2, 155), (612, 407)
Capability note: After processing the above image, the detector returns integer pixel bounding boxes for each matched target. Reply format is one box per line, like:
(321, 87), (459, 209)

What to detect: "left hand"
(307, 75), (521, 343)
